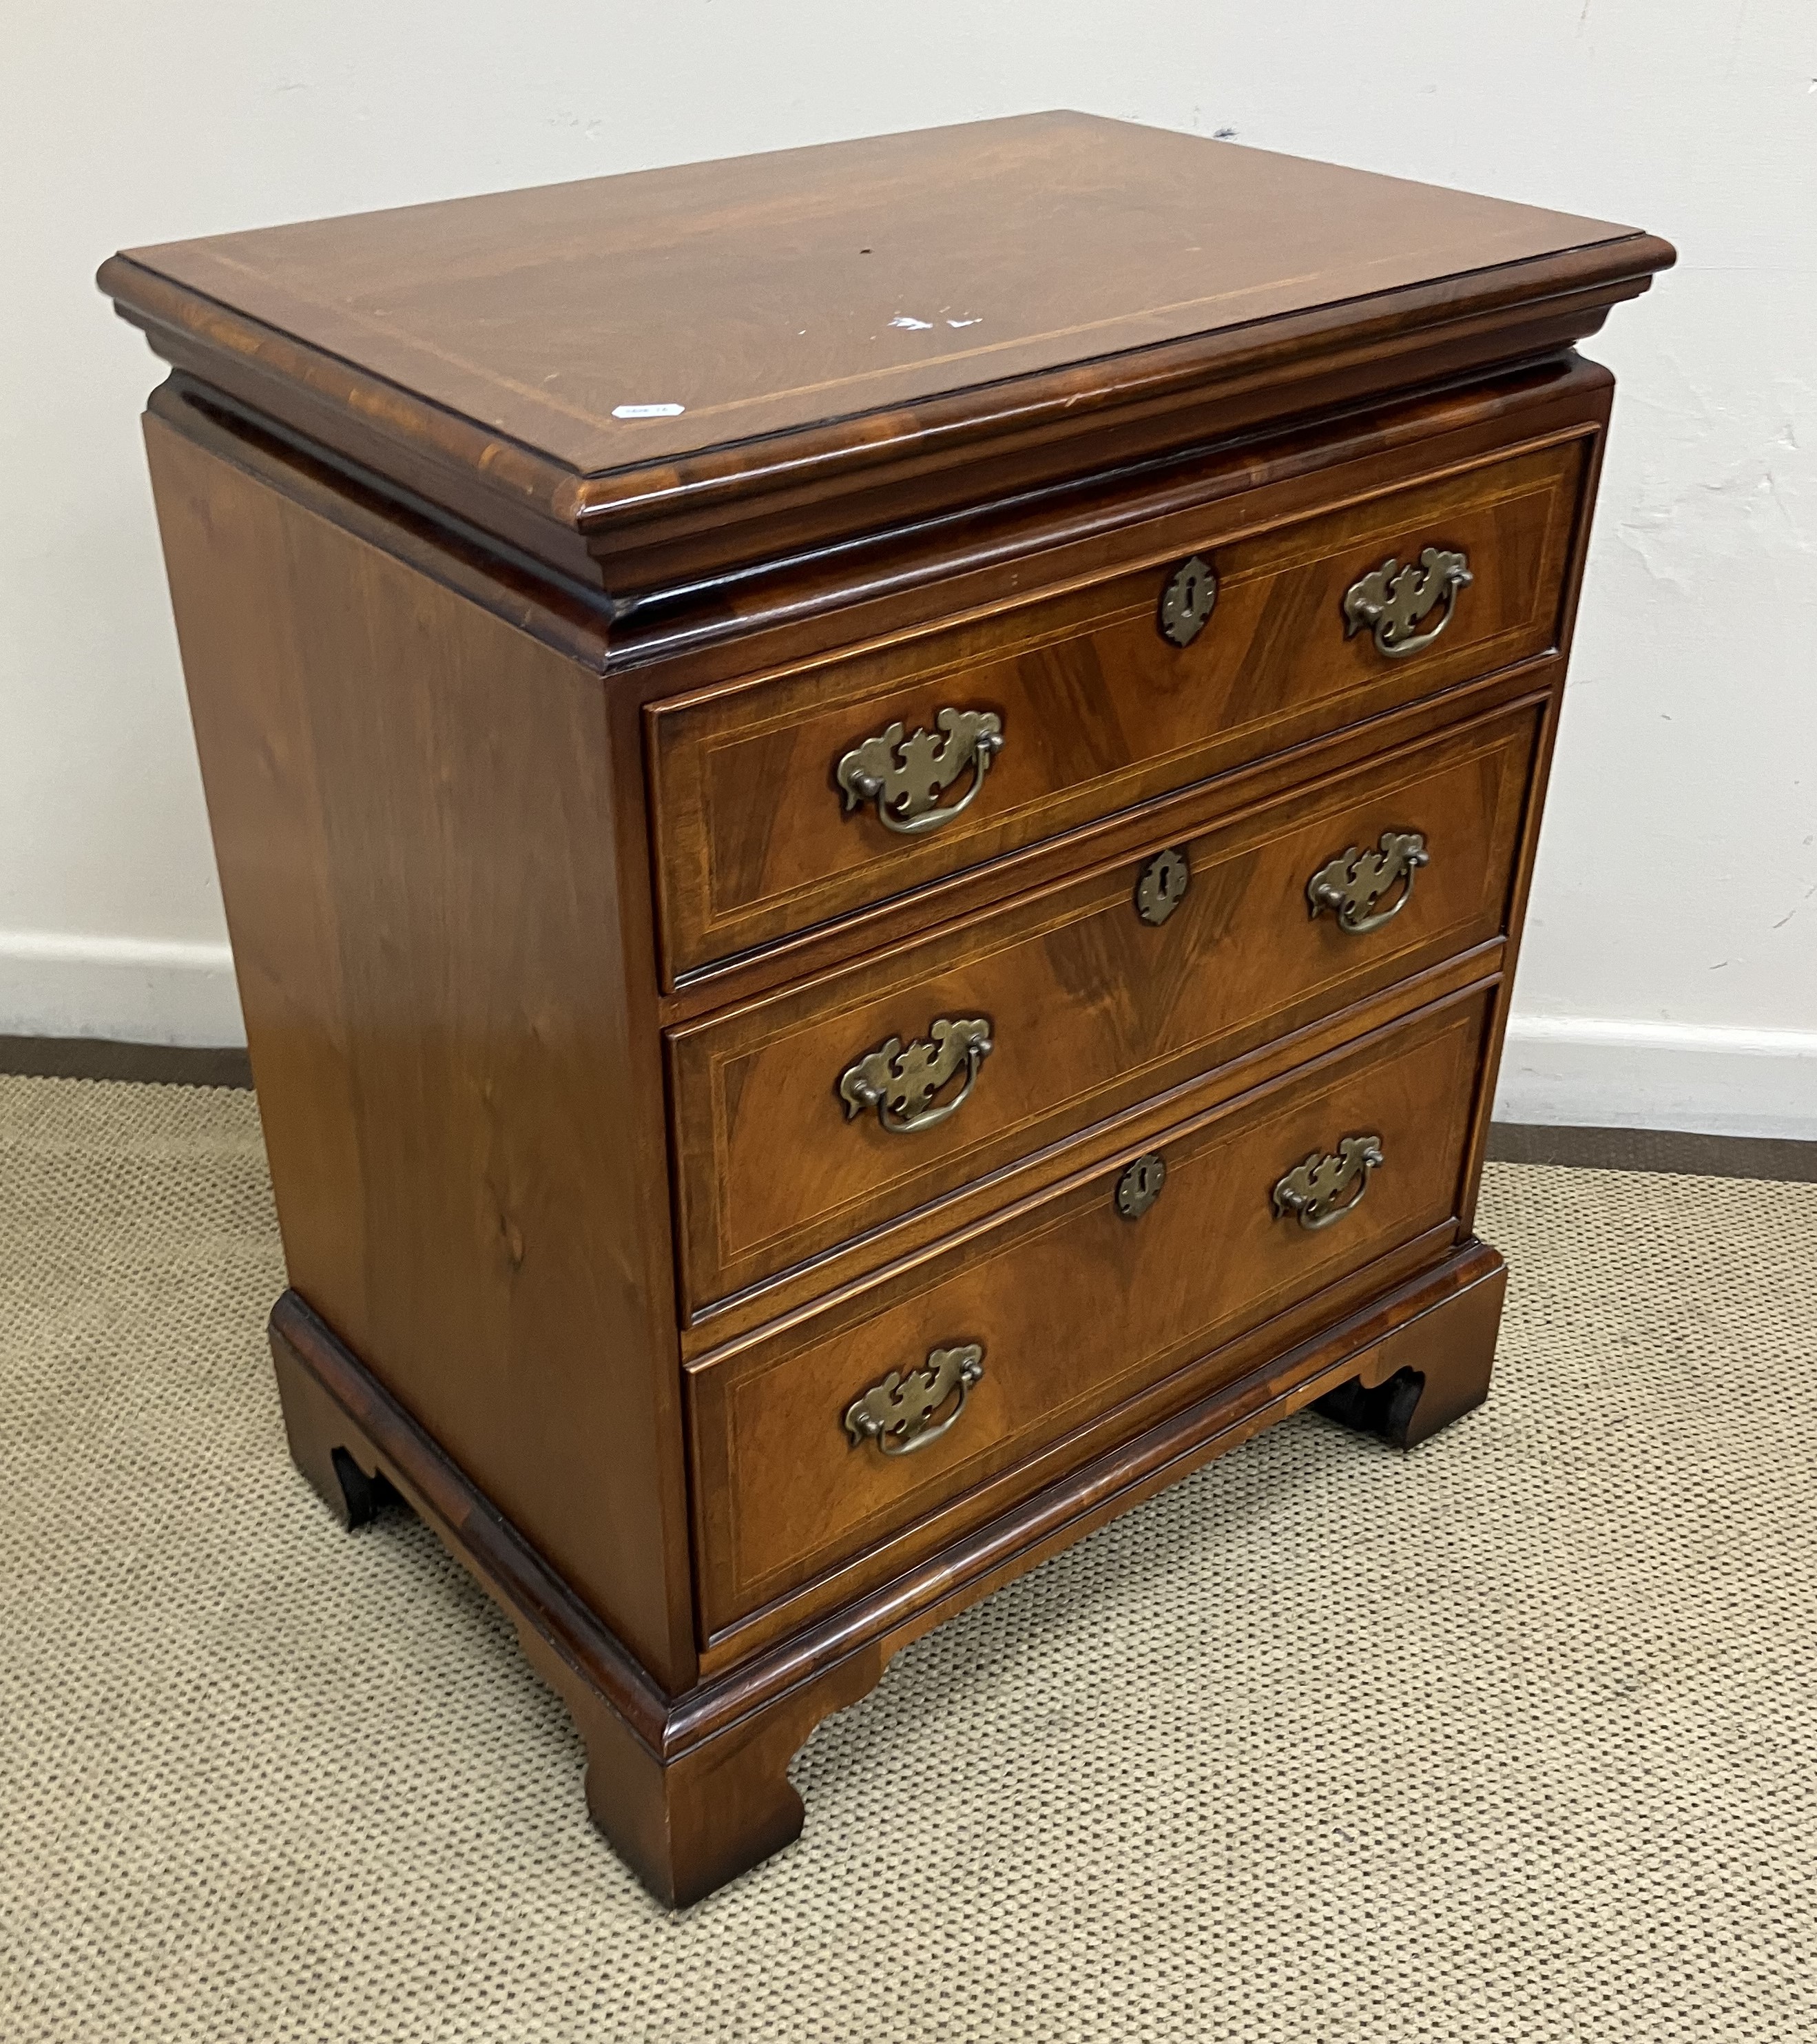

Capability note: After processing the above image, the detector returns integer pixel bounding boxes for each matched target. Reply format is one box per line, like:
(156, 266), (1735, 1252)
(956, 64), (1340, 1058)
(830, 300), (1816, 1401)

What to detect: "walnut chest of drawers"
(102, 113), (1672, 1903)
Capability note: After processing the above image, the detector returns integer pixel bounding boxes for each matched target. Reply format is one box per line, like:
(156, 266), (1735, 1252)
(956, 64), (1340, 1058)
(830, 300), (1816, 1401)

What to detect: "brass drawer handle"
(1342, 546), (1472, 659)
(845, 1342), (984, 1456)
(1307, 830), (1429, 934)
(836, 708), (1004, 835)
(1272, 1134), (1384, 1230)
(839, 1016), (992, 1135)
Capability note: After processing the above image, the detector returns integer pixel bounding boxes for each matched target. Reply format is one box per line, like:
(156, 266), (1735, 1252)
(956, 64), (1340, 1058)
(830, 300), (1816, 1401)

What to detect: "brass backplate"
(1271, 1133), (1384, 1230)
(1342, 546), (1471, 659)
(844, 1343), (985, 1456)
(835, 708), (1004, 834)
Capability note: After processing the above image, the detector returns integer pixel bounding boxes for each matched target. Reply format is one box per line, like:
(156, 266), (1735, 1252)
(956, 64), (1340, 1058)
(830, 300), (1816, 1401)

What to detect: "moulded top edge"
(101, 114), (1673, 522)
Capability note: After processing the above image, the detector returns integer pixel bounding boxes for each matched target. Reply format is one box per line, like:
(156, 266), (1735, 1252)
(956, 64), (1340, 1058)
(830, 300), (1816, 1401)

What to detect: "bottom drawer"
(687, 987), (1491, 1639)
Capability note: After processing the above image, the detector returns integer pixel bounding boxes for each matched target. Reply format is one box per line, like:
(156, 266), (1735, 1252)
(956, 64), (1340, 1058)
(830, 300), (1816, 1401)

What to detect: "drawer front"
(687, 990), (1489, 1635)
(649, 435), (1585, 978)
(669, 703), (1535, 1311)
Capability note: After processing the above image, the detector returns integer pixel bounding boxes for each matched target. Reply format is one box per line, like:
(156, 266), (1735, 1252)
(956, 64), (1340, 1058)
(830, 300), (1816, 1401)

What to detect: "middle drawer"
(667, 699), (1537, 1312)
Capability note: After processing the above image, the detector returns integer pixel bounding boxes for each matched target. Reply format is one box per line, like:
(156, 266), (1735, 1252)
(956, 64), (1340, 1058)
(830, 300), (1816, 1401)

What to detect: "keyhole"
(1136, 845), (1192, 926)
(1116, 1153), (1167, 1220)
(1159, 555), (1218, 647)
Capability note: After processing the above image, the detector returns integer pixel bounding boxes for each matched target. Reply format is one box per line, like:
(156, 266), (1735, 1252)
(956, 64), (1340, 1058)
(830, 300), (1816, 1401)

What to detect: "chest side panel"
(143, 413), (694, 1689)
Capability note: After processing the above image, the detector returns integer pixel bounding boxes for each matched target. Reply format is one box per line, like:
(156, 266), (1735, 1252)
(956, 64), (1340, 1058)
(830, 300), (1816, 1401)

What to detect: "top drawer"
(647, 434), (1588, 980)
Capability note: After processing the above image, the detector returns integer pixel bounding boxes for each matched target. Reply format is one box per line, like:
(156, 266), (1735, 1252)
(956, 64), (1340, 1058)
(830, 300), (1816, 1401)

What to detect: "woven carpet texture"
(2, 1073), (1814, 2041)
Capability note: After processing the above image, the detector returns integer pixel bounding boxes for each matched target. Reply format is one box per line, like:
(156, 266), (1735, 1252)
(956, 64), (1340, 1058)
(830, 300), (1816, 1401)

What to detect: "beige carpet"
(3, 1074), (1816, 2043)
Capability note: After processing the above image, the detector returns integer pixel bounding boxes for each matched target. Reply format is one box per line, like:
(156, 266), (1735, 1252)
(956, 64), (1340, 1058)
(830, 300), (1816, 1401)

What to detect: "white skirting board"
(0, 931), (244, 1049)
(1, 931), (1813, 1142)
(1495, 1015), (1817, 1143)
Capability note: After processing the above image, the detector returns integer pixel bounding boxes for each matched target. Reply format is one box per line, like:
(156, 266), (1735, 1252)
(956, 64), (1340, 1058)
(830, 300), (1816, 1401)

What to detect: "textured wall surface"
(3, 2), (1812, 1130)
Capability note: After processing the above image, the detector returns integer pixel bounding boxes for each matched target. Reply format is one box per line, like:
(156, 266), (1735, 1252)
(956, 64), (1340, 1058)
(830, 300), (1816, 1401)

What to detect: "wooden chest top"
(101, 114), (1671, 600)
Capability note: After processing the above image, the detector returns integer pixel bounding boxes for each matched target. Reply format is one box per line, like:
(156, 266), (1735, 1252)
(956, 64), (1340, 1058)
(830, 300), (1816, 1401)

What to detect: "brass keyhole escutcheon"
(1116, 1153), (1167, 1220)
(1136, 845), (1192, 926)
(1158, 555), (1218, 648)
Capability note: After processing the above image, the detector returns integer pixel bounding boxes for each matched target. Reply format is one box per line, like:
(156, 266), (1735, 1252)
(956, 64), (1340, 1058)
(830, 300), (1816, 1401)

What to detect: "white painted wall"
(3, 2), (1813, 1131)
